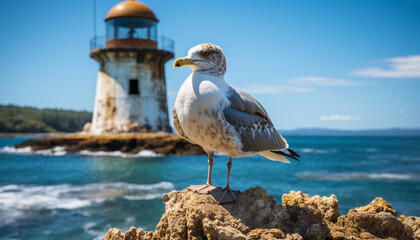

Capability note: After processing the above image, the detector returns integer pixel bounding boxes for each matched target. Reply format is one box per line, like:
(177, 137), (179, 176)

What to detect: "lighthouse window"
(115, 18), (131, 39)
(129, 79), (140, 95)
(132, 19), (149, 39)
(106, 18), (158, 41)
(149, 21), (158, 41)
(106, 19), (115, 40)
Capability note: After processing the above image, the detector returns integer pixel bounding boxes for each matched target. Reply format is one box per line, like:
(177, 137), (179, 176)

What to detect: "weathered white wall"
(90, 50), (171, 134)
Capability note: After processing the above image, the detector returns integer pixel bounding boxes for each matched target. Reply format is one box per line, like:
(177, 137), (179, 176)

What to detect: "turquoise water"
(0, 136), (419, 240)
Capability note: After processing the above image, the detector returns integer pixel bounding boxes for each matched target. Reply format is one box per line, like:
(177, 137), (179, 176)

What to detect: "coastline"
(9, 132), (205, 156)
(0, 132), (71, 138)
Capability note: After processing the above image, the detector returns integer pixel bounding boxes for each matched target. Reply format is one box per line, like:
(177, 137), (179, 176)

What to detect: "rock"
(128, 123), (145, 132)
(334, 210), (414, 240)
(282, 190), (339, 222)
(230, 187), (330, 238)
(103, 228), (124, 240)
(247, 229), (286, 240)
(102, 187), (418, 240)
(247, 229), (303, 240)
(82, 122), (92, 132)
(403, 216), (420, 239)
(155, 188), (249, 240)
(15, 132), (204, 156)
(354, 197), (397, 217)
(327, 196), (414, 240)
(103, 227), (159, 240)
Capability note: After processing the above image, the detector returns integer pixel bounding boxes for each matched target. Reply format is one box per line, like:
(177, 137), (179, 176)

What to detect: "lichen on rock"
(102, 187), (419, 240)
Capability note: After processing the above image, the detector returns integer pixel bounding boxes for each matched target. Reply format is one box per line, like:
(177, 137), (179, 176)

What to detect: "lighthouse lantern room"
(89, 0), (174, 134)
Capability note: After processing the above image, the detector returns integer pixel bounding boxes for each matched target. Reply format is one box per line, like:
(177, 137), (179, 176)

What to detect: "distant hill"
(1, 104), (419, 136)
(280, 127), (420, 136)
(0, 104), (92, 133)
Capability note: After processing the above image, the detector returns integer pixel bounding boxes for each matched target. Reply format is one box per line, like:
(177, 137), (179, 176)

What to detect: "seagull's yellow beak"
(173, 57), (197, 68)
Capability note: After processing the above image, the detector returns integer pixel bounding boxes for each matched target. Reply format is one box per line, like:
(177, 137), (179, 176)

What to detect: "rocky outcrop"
(331, 211), (413, 240)
(103, 187), (419, 240)
(353, 197), (397, 217)
(14, 132), (204, 156)
(282, 190), (339, 222)
(403, 216), (420, 239)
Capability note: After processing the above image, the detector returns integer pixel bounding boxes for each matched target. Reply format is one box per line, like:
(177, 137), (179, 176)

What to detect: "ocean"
(0, 136), (419, 240)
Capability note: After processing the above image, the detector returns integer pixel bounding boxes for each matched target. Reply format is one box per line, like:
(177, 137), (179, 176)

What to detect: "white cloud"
(353, 55), (420, 78)
(290, 76), (359, 86)
(237, 84), (314, 94)
(236, 75), (359, 95)
(320, 115), (360, 121)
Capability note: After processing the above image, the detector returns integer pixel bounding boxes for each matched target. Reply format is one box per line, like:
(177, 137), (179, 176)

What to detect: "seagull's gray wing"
(224, 87), (288, 152)
(172, 108), (195, 144)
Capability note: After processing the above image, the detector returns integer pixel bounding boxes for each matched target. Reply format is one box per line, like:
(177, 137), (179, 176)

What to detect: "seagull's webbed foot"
(210, 186), (240, 204)
(188, 183), (219, 194)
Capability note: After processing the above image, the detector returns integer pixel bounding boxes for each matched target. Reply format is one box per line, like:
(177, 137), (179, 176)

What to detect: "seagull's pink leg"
(206, 152), (214, 185)
(188, 152), (219, 193)
(210, 156), (240, 204)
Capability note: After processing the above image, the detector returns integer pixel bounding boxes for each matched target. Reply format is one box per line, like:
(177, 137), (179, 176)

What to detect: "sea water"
(0, 136), (419, 240)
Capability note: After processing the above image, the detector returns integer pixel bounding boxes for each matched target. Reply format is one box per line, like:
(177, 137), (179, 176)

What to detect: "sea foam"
(297, 148), (338, 154)
(0, 146), (161, 158)
(0, 181), (175, 225)
(297, 172), (419, 181)
(0, 146), (66, 156)
(78, 149), (162, 158)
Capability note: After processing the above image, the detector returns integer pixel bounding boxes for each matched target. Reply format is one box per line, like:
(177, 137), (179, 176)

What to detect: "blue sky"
(0, 0), (419, 130)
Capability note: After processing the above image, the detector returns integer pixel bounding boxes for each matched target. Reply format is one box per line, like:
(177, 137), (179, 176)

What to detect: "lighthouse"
(89, 0), (174, 134)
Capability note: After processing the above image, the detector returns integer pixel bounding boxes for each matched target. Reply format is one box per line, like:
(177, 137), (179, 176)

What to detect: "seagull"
(172, 43), (300, 204)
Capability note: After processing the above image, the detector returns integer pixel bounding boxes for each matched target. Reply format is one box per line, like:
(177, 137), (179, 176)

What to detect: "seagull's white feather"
(172, 108), (193, 144)
(173, 43), (299, 162)
(173, 72), (243, 156)
(173, 72), (290, 157)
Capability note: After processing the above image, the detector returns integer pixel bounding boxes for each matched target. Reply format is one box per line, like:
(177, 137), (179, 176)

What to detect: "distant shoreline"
(283, 134), (420, 137)
(0, 132), (69, 138)
(2, 130), (420, 139)
(279, 127), (420, 137)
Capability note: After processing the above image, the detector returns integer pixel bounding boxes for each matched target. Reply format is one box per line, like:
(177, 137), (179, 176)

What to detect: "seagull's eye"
(203, 51), (209, 56)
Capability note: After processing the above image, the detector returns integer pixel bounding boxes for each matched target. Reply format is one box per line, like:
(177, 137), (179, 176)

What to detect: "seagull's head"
(174, 43), (226, 76)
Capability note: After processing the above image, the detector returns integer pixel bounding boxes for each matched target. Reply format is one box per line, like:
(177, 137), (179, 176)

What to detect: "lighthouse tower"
(89, 0), (174, 134)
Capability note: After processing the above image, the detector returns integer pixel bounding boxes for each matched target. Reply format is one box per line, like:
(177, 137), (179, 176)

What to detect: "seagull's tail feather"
(285, 148), (301, 159)
(259, 148), (301, 163)
(258, 151), (290, 163)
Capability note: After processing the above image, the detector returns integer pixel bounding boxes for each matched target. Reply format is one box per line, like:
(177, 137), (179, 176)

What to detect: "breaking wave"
(0, 181), (174, 210)
(78, 150), (162, 158)
(297, 148), (338, 154)
(84, 222), (104, 240)
(0, 146), (162, 158)
(0, 181), (174, 225)
(296, 148), (378, 155)
(123, 193), (164, 200)
(365, 148), (378, 153)
(0, 146), (66, 156)
(297, 172), (420, 181)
